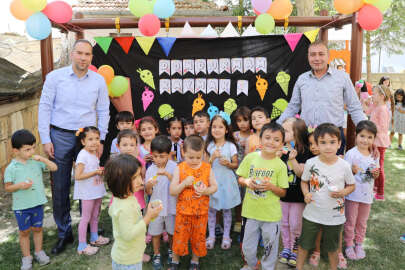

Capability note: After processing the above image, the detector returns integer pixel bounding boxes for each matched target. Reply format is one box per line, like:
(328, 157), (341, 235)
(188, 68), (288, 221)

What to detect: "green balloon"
(374, 0), (391, 13)
(255, 14), (275, 35)
(129, 0), (157, 18)
(110, 76), (129, 97)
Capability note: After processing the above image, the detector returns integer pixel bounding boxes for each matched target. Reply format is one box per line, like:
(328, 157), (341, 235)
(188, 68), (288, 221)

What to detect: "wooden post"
(319, 10), (329, 44)
(40, 33), (54, 82)
(74, 12), (84, 40)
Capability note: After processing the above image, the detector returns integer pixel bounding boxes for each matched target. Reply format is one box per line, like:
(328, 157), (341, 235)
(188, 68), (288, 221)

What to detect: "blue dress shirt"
(38, 66), (110, 144)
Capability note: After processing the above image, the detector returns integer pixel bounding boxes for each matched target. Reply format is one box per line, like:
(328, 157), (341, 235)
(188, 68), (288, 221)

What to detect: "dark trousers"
(337, 127), (346, 155)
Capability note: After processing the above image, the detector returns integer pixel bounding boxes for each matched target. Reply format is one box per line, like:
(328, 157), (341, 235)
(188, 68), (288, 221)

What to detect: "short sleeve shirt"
(110, 137), (119, 154)
(301, 156), (355, 225)
(4, 159), (47, 211)
(236, 152), (289, 222)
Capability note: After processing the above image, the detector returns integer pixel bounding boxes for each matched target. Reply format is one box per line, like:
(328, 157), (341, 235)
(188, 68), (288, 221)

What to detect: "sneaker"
(338, 252), (347, 269)
(168, 262), (179, 270)
(21, 256), (33, 270)
(146, 234), (152, 243)
(167, 249), (173, 265)
(400, 234), (405, 243)
(152, 254), (162, 270)
(398, 145), (403, 150)
(345, 246), (357, 260)
(34, 250), (50, 265)
(189, 262), (200, 270)
(355, 244), (366, 259)
(288, 251), (297, 267)
(374, 194), (385, 201)
(309, 251), (320, 267)
(279, 248), (291, 264)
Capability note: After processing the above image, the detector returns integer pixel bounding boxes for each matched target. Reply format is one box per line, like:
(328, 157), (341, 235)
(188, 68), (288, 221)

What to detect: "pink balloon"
(252, 0), (272, 14)
(42, 1), (73, 24)
(358, 4), (383, 31)
(253, 8), (261, 15)
(89, 65), (98, 72)
(139, 14), (161, 37)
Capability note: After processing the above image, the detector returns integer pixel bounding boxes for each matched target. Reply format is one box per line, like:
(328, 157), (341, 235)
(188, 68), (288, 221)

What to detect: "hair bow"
(75, 127), (84, 137)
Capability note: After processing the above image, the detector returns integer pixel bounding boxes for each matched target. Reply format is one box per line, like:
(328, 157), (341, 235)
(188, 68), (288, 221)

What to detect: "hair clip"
(218, 111), (231, 125)
(75, 127), (84, 137)
(308, 125), (317, 133)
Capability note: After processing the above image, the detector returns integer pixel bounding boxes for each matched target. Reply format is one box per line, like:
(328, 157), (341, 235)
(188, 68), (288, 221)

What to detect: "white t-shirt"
(74, 149), (106, 200)
(110, 137), (119, 154)
(344, 147), (379, 204)
(301, 156), (355, 225)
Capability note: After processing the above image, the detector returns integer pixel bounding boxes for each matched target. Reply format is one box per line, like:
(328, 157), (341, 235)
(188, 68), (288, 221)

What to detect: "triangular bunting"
(94, 37), (113, 54)
(115, 37), (135, 54)
(284, 33), (303, 52)
(220, 22), (240, 38)
(304, 28), (320, 43)
(200, 25), (218, 38)
(135, 37), (156, 55)
(242, 24), (260, 37)
(180, 22), (197, 38)
(157, 37), (176, 57)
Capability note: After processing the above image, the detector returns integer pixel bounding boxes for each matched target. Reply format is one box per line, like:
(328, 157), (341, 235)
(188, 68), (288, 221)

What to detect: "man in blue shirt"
(38, 39), (110, 254)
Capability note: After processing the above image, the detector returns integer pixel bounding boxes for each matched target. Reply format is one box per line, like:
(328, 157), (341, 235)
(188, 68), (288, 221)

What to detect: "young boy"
(297, 123), (356, 270)
(110, 111), (135, 157)
(169, 135), (218, 270)
(183, 118), (195, 137)
(193, 111), (210, 140)
(236, 123), (289, 270)
(4, 129), (57, 270)
(145, 135), (178, 269)
(245, 106), (270, 155)
(116, 129), (140, 158)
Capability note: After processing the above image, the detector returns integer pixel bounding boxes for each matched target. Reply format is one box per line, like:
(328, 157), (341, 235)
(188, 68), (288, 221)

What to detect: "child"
(245, 106), (270, 155)
(145, 136), (178, 269)
(74, 127), (110, 255)
(390, 89), (405, 149)
(279, 118), (312, 267)
(297, 123), (355, 270)
(344, 120), (380, 260)
(183, 117), (195, 137)
(193, 111), (210, 140)
(169, 135), (218, 270)
(4, 129), (57, 270)
(167, 117), (183, 162)
(236, 122), (289, 270)
(205, 115), (240, 250)
(138, 116), (160, 168)
(105, 154), (162, 270)
(110, 111), (135, 157)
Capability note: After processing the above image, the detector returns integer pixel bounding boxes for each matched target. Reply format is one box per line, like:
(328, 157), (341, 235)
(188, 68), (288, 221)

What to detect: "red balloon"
(89, 65), (98, 72)
(139, 14), (161, 37)
(358, 4), (383, 31)
(42, 1), (73, 23)
(366, 81), (373, 95)
(253, 8), (260, 15)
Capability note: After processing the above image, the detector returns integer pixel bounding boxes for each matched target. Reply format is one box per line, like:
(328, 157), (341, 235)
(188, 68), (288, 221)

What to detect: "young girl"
(205, 115), (240, 250)
(105, 154), (162, 270)
(245, 107), (270, 155)
(167, 117), (183, 162)
(74, 127), (109, 255)
(344, 120), (380, 260)
(390, 89), (405, 149)
(279, 118), (313, 267)
(138, 116), (160, 169)
(183, 117), (195, 137)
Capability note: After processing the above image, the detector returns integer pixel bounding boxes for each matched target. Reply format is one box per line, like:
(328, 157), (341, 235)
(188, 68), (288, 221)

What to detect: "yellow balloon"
(363, 0), (379, 4)
(20, 0), (47, 12)
(10, 0), (34, 21)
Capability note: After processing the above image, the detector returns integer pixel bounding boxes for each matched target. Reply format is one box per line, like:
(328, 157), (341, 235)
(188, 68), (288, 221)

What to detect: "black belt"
(50, 125), (77, 134)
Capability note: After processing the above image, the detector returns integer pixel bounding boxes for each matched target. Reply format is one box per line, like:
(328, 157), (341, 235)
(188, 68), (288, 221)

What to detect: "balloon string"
(320, 15), (346, 29)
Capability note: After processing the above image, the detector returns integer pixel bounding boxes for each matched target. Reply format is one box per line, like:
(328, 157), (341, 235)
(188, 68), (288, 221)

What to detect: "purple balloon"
(252, 0), (272, 14)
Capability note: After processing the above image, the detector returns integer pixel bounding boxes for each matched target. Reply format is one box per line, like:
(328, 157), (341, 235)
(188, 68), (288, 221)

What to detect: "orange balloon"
(334, 0), (364, 15)
(10, 0), (34, 21)
(98, 65), (115, 85)
(268, 0), (293, 20)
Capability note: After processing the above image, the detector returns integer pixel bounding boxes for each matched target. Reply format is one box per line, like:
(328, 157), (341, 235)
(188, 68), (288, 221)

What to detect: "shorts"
(14, 205), (44, 231)
(299, 218), (343, 252)
(148, 215), (175, 236)
(172, 213), (208, 257)
(112, 260), (142, 270)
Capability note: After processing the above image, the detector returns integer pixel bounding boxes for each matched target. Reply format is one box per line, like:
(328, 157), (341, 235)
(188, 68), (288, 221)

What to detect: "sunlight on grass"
(395, 192), (405, 201)
(363, 238), (379, 251)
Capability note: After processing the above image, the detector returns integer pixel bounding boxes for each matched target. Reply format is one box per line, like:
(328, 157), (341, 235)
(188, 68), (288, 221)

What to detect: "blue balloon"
(26, 12), (51, 40)
(153, 0), (176, 19)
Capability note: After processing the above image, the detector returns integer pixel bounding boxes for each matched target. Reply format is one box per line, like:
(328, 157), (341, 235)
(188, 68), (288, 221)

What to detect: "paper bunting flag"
(192, 93), (206, 116)
(276, 71), (291, 96)
(110, 77), (134, 114)
(195, 78), (207, 94)
(284, 33), (303, 52)
(271, 99), (288, 120)
(157, 37), (176, 57)
(158, 104), (175, 120)
(304, 28), (320, 43)
(137, 68), (155, 89)
(171, 79), (183, 93)
(219, 58), (231, 74)
(135, 37), (155, 55)
(244, 57), (255, 73)
(231, 58), (243, 73)
(183, 59), (195, 75)
(195, 59), (207, 75)
(180, 22), (197, 38)
(255, 57), (267, 73)
(115, 37), (134, 54)
(220, 22), (240, 38)
(159, 79), (171, 94)
(207, 79), (219, 94)
(183, 79), (194, 94)
(241, 24), (260, 37)
(237, 80), (249, 96)
(94, 37), (113, 54)
(207, 102), (219, 120)
(256, 75), (269, 101)
(219, 79), (231, 95)
(200, 25), (218, 38)
(159, 59), (170, 75)
(171, 60), (182, 76)
(224, 98), (237, 116)
(141, 86), (154, 111)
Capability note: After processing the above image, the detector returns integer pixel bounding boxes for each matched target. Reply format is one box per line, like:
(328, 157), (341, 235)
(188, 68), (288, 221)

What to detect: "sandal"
(77, 245), (99, 256)
(206, 237), (215, 249)
(309, 251), (320, 267)
(338, 252), (347, 269)
(90, 235), (110, 246)
(143, 253), (151, 263)
(221, 237), (232, 250)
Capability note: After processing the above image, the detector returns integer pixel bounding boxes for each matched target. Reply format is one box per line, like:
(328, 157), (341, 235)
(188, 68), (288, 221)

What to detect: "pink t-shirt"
(370, 105), (391, 148)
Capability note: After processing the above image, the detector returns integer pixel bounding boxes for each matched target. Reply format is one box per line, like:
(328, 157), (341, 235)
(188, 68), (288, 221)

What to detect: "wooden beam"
(40, 34), (54, 82)
(319, 10), (329, 44)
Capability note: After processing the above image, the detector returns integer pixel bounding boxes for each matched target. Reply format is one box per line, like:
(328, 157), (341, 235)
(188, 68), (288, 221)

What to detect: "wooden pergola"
(40, 14), (363, 149)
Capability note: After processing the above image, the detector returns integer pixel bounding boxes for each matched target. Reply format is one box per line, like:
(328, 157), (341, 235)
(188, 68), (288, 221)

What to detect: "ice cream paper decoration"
(141, 86), (154, 111)
(207, 102), (219, 120)
(200, 25), (218, 38)
(224, 98), (237, 116)
(256, 75), (269, 101)
(242, 24), (260, 37)
(137, 68), (155, 89)
(219, 111), (231, 125)
(276, 71), (291, 96)
(180, 22), (197, 38)
(304, 28), (320, 43)
(220, 22), (240, 38)
(158, 104), (174, 120)
(192, 93), (206, 116)
(284, 33), (303, 52)
(271, 98), (288, 119)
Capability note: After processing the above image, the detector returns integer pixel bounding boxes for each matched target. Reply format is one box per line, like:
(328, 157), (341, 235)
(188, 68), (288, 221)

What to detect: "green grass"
(1, 143), (405, 270)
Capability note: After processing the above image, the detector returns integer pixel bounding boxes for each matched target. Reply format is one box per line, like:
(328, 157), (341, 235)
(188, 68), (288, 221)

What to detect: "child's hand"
(304, 193), (313, 204)
(183, 176), (194, 187)
(146, 202), (162, 221)
(144, 154), (153, 162)
(330, 190), (345, 199)
(148, 177), (158, 187)
(31, 155), (43, 162)
(95, 169), (104, 176)
(372, 168), (380, 179)
(19, 180), (33, 190)
(157, 168), (167, 176)
(352, 164), (362, 175)
(212, 149), (221, 160)
(257, 180), (275, 192)
(288, 149), (297, 160)
(219, 157), (230, 167)
(246, 178), (259, 190)
(195, 184), (207, 196)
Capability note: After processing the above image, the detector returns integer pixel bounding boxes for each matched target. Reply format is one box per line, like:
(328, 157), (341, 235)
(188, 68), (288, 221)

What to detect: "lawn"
(0, 143), (404, 270)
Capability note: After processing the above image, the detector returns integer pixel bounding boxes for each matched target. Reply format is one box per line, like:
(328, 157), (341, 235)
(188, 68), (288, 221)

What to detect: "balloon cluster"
(253, 0), (293, 34)
(334, 0), (391, 31)
(10, 0), (73, 40)
(128, 0), (176, 37)
(91, 65), (129, 98)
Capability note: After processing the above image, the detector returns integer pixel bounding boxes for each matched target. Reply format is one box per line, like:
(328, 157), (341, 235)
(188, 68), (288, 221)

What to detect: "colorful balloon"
(268, 0), (293, 20)
(25, 12), (51, 40)
(255, 13), (275, 34)
(139, 14), (161, 37)
(333, 0), (364, 15)
(10, 0), (34, 21)
(373, 0), (391, 13)
(88, 65), (98, 72)
(363, 0), (379, 3)
(153, 0), (175, 19)
(110, 76), (129, 97)
(98, 65), (115, 85)
(252, 0), (272, 14)
(21, 0), (47, 12)
(128, 0), (156, 18)
(358, 4), (383, 31)
(42, 1), (73, 23)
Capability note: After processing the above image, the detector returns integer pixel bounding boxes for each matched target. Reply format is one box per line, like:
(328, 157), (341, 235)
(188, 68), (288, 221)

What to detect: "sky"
(1, 0), (404, 73)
